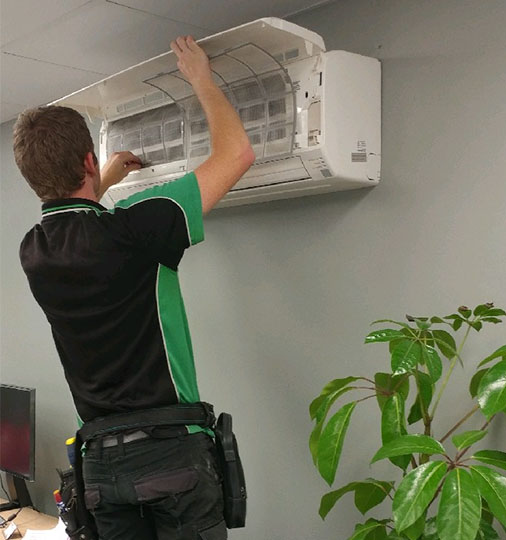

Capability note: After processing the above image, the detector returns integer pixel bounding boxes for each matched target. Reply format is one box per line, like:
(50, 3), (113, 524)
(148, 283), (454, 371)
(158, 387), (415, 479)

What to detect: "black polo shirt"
(19, 172), (205, 426)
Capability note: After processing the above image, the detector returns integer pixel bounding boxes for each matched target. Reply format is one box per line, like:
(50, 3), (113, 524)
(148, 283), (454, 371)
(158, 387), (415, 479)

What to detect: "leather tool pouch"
(214, 413), (247, 528)
(57, 468), (98, 540)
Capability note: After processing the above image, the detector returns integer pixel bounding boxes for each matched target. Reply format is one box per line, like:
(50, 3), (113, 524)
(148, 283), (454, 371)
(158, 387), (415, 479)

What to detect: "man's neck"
(68, 177), (98, 202)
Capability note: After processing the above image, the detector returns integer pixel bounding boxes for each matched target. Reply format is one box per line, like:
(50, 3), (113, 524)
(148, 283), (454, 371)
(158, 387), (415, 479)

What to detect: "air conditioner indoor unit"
(52, 18), (381, 208)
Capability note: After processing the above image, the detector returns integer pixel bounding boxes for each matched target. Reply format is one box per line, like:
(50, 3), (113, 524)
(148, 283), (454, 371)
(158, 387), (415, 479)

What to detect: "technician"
(14, 35), (254, 540)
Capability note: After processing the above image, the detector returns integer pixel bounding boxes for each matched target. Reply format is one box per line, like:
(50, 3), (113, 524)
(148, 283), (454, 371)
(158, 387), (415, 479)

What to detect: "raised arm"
(170, 36), (255, 214)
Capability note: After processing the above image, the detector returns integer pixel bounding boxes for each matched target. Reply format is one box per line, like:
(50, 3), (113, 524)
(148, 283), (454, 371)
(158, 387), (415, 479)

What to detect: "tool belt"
(60, 402), (246, 539)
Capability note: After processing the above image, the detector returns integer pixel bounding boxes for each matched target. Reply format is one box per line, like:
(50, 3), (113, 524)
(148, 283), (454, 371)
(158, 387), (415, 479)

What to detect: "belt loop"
(117, 434), (125, 457)
(96, 437), (103, 460)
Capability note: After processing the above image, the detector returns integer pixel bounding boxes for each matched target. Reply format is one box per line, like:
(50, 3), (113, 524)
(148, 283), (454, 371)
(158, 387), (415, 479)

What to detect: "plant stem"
(427, 472), (449, 509)
(355, 395), (376, 404)
(413, 369), (431, 427)
(412, 367), (432, 463)
(430, 324), (472, 419)
(440, 405), (480, 444)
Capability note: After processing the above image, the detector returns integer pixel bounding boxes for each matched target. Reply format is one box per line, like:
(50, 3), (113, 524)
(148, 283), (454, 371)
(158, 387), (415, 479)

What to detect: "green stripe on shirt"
(114, 172), (204, 246)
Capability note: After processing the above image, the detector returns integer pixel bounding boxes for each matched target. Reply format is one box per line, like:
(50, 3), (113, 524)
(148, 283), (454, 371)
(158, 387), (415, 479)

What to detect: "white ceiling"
(0, 0), (333, 124)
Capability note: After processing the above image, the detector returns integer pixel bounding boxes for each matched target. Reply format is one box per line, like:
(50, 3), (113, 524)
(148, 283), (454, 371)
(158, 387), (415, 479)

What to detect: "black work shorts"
(83, 431), (227, 540)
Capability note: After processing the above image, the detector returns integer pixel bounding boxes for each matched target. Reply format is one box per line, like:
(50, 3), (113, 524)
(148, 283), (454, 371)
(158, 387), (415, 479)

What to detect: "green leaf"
(453, 318), (464, 331)
(382, 393), (411, 470)
(471, 321), (483, 332)
(472, 451), (506, 472)
(320, 376), (363, 397)
(481, 499), (494, 524)
(444, 314), (463, 320)
(470, 369), (489, 398)
(474, 304), (493, 317)
(318, 479), (394, 519)
(430, 316), (445, 324)
(421, 517), (438, 540)
(355, 479), (394, 515)
(366, 329), (405, 344)
(404, 511), (426, 540)
(365, 526), (389, 540)
(349, 519), (390, 540)
(470, 466), (506, 528)
(452, 430), (488, 451)
(459, 307), (473, 319)
(482, 317), (503, 324)
(372, 319), (412, 329)
(432, 330), (457, 359)
(415, 319), (432, 331)
(436, 468), (481, 540)
(309, 420), (324, 465)
(475, 519), (500, 539)
(310, 376), (362, 418)
(477, 359), (506, 418)
(371, 435), (446, 464)
(408, 372), (433, 425)
(478, 346), (506, 367)
(392, 340), (423, 375)
(313, 386), (356, 423)
(393, 461), (448, 532)
(375, 372), (410, 411)
(318, 402), (357, 485)
(481, 308), (506, 318)
(423, 346), (442, 382)
(319, 481), (361, 519)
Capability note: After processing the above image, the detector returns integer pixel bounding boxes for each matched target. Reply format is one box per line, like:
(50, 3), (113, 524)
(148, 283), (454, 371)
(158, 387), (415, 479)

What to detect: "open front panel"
(51, 18), (324, 121)
(105, 43), (296, 171)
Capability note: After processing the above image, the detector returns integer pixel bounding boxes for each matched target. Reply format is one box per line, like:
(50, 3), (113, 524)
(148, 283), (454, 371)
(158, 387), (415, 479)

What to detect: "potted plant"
(309, 303), (506, 539)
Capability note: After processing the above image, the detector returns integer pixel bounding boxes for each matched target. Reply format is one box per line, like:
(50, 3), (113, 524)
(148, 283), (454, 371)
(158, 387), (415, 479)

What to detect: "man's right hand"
(170, 35), (255, 213)
(170, 36), (212, 89)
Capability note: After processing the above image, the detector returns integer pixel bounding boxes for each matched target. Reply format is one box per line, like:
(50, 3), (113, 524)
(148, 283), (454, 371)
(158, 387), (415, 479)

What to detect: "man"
(14, 35), (254, 540)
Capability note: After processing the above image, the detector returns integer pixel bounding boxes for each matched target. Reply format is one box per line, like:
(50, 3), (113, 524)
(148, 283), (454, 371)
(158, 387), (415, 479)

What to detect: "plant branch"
(413, 369), (431, 427)
(427, 470), (450, 510)
(355, 395), (376, 404)
(440, 405), (480, 444)
(430, 323), (472, 419)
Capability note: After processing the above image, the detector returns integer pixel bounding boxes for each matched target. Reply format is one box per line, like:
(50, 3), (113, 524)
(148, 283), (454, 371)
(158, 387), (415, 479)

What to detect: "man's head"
(13, 105), (99, 201)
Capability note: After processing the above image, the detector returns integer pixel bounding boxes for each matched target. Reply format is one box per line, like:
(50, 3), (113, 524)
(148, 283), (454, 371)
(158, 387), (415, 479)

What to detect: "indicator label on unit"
(352, 140), (367, 162)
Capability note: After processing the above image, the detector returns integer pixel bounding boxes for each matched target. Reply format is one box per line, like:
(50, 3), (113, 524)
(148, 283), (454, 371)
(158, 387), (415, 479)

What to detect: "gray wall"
(1, 0), (505, 537)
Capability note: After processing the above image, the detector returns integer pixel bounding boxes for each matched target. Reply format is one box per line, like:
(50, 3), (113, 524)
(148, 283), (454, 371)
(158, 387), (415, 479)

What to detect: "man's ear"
(83, 151), (98, 175)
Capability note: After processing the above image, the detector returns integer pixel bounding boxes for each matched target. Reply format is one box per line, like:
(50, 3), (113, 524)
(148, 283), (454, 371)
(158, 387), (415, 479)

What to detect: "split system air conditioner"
(53, 18), (381, 208)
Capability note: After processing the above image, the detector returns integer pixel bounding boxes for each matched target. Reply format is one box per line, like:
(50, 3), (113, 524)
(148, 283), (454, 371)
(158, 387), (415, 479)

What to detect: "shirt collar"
(41, 198), (107, 217)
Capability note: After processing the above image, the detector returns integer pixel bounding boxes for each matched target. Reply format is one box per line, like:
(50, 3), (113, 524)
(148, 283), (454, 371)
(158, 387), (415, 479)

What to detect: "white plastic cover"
(51, 18), (325, 121)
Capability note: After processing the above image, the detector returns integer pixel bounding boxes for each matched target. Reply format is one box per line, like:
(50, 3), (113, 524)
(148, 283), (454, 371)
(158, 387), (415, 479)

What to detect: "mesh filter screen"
(108, 44), (296, 169)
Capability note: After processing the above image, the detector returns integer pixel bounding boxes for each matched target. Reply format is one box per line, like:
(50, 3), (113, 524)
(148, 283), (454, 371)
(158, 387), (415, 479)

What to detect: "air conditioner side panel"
(321, 50), (381, 186)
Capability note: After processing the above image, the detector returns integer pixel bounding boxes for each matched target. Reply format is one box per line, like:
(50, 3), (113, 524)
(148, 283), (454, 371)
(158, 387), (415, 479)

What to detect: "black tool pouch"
(214, 413), (247, 528)
(57, 467), (98, 540)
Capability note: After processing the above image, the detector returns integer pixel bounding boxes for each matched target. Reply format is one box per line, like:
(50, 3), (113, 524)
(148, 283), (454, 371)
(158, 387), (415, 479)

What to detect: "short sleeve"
(113, 172), (204, 268)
